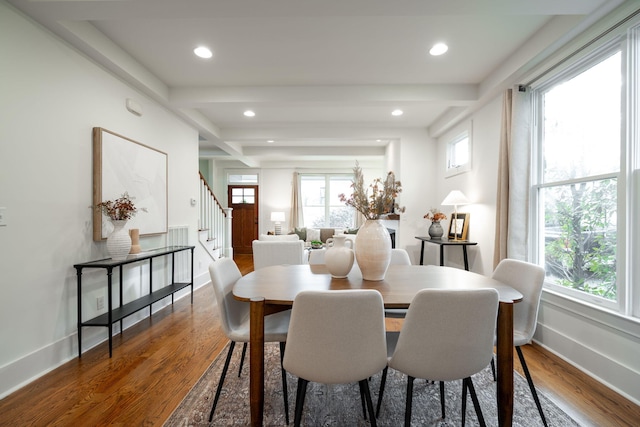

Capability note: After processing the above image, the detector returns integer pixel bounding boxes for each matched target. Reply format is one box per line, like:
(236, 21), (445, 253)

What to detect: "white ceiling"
(7, 0), (624, 167)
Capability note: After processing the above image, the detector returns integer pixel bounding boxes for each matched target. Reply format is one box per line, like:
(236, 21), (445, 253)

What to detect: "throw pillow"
(293, 227), (306, 241)
(306, 228), (320, 243)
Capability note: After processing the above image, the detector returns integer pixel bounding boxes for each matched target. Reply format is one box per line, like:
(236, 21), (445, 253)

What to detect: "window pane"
(229, 174), (258, 183)
(301, 174), (354, 228)
(540, 179), (617, 300)
(542, 52), (621, 182)
(451, 137), (469, 167)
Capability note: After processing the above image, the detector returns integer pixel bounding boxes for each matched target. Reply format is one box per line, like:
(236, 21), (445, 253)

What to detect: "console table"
(415, 236), (477, 270)
(74, 245), (194, 357)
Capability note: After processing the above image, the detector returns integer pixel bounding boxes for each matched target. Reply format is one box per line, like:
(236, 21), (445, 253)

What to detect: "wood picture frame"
(447, 212), (469, 240)
(93, 127), (168, 241)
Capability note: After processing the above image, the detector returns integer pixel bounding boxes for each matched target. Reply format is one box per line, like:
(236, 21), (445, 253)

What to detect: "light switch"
(0, 207), (6, 226)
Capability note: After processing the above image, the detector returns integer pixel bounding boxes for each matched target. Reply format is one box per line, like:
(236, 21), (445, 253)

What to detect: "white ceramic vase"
(107, 219), (132, 261)
(324, 235), (355, 278)
(355, 219), (391, 281)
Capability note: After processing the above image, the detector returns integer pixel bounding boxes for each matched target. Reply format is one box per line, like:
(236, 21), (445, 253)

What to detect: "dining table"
(233, 263), (523, 427)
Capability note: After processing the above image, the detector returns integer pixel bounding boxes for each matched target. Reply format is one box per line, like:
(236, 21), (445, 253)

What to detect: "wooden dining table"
(233, 263), (523, 427)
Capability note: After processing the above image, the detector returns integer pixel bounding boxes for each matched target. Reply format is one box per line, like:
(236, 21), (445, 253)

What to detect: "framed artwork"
(93, 127), (168, 241)
(448, 212), (469, 240)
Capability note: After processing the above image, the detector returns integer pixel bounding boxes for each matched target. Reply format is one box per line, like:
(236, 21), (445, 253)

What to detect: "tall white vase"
(325, 235), (355, 278)
(355, 219), (391, 281)
(107, 220), (132, 261)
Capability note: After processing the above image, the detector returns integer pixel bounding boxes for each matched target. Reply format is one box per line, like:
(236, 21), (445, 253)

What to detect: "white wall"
(430, 99), (501, 275)
(0, 1), (205, 398)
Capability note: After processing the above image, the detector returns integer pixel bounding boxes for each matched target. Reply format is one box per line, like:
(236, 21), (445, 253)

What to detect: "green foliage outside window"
(543, 178), (617, 300)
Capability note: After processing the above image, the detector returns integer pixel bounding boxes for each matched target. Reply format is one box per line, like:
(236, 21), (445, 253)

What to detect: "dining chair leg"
(279, 342), (290, 425)
(376, 366), (388, 417)
(238, 342), (247, 377)
(516, 346), (548, 427)
(461, 378), (468, 427)
(208, 341), (236, 422)
(293, 378), (308, 427)
(359, 382), (367, 420)
(490, 356), (496, 381)
(404, 376), (414, 427)
(359, 379), (377, 427)
(466, 377), (487, 427)
(439, 381), (445, 419)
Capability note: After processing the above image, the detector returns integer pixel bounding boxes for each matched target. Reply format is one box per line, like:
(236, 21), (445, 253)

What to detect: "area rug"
(164, 343), (581, 426)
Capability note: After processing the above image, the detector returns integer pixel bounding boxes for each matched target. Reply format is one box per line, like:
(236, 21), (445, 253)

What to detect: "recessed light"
(244, 110), (256, 117)
(429, 43), (448, 56)
(391, 109), (403, 116)
(267, 140), (275, 143)
(193, 46), (213, 59)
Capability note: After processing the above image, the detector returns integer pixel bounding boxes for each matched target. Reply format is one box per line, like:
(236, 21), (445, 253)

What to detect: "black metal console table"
(415, 236), (477, 271)
(74, 245), (195, 357)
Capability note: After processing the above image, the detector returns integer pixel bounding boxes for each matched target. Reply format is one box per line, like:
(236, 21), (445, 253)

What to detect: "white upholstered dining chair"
(377, 288), (499, 427)
(490, 258), (548, 426)
(283, 289), (387, 427)
(208, 259), (291, 423)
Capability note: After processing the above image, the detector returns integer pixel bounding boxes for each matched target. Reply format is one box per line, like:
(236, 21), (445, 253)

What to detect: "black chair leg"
(405, 376), (414, 427)
(359, 379), (377, 427)
(293, 378), (308, 427)
(439, 381), (445, 419)
(208, 341), (236, 422)
(279, 342), (290, 425)
(238, 342), (247, 377)
(490, 356), (496, 381)
(376, 366), (388, 417)
(359, 382), (367, 420)
(466, 377), (487, 427)
(516, 346), (548, 427)
(462, 378), (468, 427)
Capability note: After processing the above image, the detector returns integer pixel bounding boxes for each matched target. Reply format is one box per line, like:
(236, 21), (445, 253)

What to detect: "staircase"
(199, 172), (232, 260)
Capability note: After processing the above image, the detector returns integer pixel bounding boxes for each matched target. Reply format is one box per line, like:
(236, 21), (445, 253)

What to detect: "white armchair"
(252, 239), (306, 270)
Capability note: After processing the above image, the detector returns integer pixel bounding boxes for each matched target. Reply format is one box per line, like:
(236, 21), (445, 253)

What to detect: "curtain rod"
(523, 7), (640, 88)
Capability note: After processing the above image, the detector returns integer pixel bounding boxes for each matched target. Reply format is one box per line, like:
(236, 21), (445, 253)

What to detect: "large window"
(532, 48), (622, 308)
(300, 174), (354, 228)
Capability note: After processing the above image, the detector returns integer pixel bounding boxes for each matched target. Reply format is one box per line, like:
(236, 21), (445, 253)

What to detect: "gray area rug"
(165, 343), (580, 426)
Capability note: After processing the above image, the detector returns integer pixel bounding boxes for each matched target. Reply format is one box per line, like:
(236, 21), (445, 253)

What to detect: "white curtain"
(493, 87), (532, 269)
(290, 172), (303, 228)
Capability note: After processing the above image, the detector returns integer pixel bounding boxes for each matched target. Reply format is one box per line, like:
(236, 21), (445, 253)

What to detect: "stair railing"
(199, 172), (232, 258)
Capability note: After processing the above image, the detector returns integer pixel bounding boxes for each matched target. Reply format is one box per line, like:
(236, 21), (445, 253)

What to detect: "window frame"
(445, 122), (472, 178)
(529, 40), (626, 313)
(299, 173), (355, 229)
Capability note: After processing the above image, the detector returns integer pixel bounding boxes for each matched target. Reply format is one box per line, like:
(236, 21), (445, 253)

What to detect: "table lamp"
(441, 190), (469, 241)
(271, 211), (285, 235)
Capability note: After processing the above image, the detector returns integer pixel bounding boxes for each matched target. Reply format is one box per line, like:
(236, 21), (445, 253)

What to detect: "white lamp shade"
(271, 211), (285, 222)
(441, 190), (469, 206)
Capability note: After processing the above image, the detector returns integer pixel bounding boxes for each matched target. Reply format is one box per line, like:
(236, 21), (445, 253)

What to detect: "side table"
(415, 236), (477, 271)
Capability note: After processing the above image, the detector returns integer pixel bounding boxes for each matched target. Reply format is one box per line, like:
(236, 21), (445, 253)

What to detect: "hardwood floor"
(0, 254), (638, 426)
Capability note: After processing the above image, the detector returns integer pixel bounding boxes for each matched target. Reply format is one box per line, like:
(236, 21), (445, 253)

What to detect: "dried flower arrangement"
(339, 162), (405, 220)
(424, 208), (447, 222)
(93, 192), (145, 221)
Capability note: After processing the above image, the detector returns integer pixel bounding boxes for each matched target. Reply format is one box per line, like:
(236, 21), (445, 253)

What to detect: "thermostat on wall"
(126, 98), (143, 116)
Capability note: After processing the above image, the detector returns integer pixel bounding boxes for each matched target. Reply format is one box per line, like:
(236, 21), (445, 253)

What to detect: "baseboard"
(534, 323), (640, 406)
(0, 272), (211, 399)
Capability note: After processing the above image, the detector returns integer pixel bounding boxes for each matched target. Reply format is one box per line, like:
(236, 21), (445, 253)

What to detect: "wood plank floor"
(0, 254), (638, 426)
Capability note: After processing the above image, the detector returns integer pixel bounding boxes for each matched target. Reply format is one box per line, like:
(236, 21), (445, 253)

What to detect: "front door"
(228, 185), (259, 255)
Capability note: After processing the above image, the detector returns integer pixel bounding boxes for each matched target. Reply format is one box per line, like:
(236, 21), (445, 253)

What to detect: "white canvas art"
(93, 128), (168, 240)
